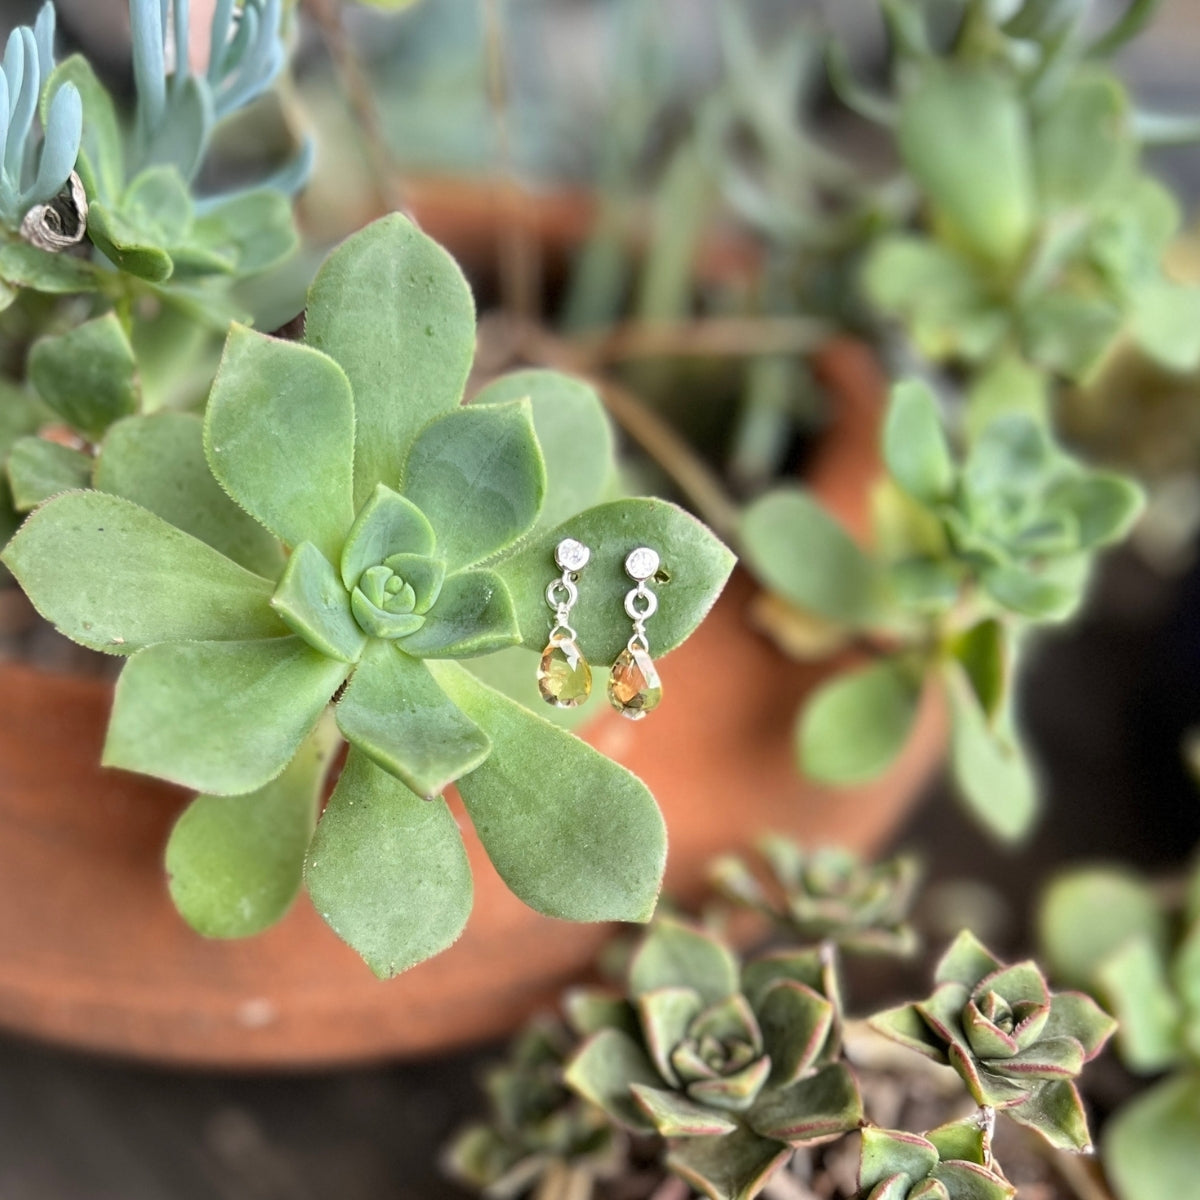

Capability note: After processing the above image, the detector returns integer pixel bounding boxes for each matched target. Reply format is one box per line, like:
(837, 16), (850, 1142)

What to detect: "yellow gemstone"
(538, 640), (592, 708)
(607, 647), (662, 720)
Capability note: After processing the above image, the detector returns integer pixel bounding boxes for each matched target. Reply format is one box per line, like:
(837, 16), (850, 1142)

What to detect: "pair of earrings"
(538, 538), (663, 721)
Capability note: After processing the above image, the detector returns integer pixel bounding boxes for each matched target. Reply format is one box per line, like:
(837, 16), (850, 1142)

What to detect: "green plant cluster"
(447, 839), (1112, 1200)
(1040, 857), (1200, 1200)
(740, 380), (1143, 841)
(2, 213), (734, 974)
(847, 0), (1200, 410)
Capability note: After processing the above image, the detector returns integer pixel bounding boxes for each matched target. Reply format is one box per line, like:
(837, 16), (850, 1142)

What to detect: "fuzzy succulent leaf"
(103, 636), (349, 795)
(741, 488), (878, 626)
(6, 438), (91, 510)
(472, 369), (616, 532)
(666, 1125), (793, 1200)
(798, 658), (921, 784)
(334, 642), (490, 800)
(305, 213), (477, 509)
(435, 661), (667, 923)
(270, 541), (366, 664)
(631, 1084), (740, 1137)
(205, 325), (357, 564)
(563, 1028), (661, 1134)
(165, 715), (337, 938)
(95, 413), (285, 578)
(28, 313), (140, 441)
(884, 382), (956, 505)
(339, 484), (436, 591)
(745, 1061), (862, 1146)
(495, 498), (736, 666)
(629, 919), (740, 1006)
(304, 747), (473, 978)
(0, 491), (285, 653)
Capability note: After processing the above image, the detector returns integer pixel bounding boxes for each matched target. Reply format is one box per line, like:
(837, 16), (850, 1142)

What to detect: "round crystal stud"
(624, 546), (660, 582)
(555, 538), (591, 572)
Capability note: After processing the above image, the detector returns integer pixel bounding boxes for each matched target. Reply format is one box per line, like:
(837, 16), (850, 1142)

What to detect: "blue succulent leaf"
(21, 79), (80, 209)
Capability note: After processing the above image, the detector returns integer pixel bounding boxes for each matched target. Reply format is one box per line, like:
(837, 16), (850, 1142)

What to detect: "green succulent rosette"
(857, 1118), (1015, 1200)
(2, 214), (734, 975)
(563, 919), (863, 1200)
(871, 931), (1116, 1152)
(445, 1017), (622, 1197)
(711, 838), (921, 956)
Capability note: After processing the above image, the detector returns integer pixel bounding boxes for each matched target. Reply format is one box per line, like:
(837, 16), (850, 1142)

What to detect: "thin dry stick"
(481, 0), (542, 319)
(303, 0), (407, 215)
(516, 321), (742, 542)
(572, 315), (834, 367)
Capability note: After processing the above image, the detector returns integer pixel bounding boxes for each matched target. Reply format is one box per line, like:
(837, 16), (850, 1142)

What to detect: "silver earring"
(537, 538), (593, 708)
(608, 546), (662, 720)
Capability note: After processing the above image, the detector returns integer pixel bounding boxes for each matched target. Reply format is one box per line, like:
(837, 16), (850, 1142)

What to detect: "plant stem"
(303, 0), (406, 216)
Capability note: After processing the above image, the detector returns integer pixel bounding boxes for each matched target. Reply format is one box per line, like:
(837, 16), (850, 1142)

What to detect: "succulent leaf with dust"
(871, 930), (1115, 1152)
(710, 838), (921, 957)
(564, 919), (863, 1200)
(2, 214), (734, 976)
(444, 1017), (625, 1200)
(857, 1117), (1015, 1200)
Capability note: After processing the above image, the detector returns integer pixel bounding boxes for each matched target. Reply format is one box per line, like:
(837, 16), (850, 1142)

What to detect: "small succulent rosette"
(445, 1017), (623, 1198)
(871, 931), (1116, 1151)
(711, 838), (921, 956)
(564, 919), (863, 1200)
(857, 1117), (1014, 1200)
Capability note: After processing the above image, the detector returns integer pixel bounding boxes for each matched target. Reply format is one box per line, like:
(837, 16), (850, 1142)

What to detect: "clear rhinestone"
(625, 546), (660, 582)
(555, 538), (590, 572)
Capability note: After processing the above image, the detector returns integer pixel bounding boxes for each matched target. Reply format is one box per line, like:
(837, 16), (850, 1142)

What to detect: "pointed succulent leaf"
(339, 485), (436, 591)
(563, 1028), (660, 1134)
(689, 1057), (773, 1113)
(630, 1084), (739, 1138)
(741, 488), (877, 626)
(1102, 1073), (1200, 1200)
(166, 715), (337, 937)
(334, 641), (490, 800)
(859, 1127), (939, 1192)
(1004, 1078), (1093, 1151)
(629, 920), (739, 1007)
(870, 1002), (952, 1064)
(746, 1062), (863, 1146)
(304, 214), (476, 509)
(867, 1177), (917, 1200)
(1, 491), (284, 653)
(667, 1124), (793, 1200)
(884, 381), (956, 504)
(1041, 990), (1117, 1059)
(639, 987), (705, 1086)
(798, 658), (921, 785)
(949, 619), (1007, 723)
(189, 189), (297, 278)
(564, 988), (639, 1039)
(6, 438), (91, 509)
(980, 563), (1080, 621)
(400, 568), (520, 658)
(495, 498), (735, 665)
(270, 541), (366, 663)
(105, 636), (348, 794)
(898, 65), (1035, 264)
(433, 661), (666, 923)
(930, 1162), (1014, 1200)
(95, 413), (285, 578)
(999, 1036), (1084, 1078)
(471, 369), (616, 532)
(757, 980), (834, 1086)
(28, 313), (139, 441)
(304, 747), (472, 978)
(741, 950), (827, 1008)
(205, 326), (356, 563)
(400, 400), (546, 570)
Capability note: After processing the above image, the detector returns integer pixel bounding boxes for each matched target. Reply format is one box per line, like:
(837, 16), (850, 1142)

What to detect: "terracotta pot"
(0, 338), (944, 1067)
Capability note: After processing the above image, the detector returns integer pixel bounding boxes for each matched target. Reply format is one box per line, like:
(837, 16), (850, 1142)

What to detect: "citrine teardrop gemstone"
(538, 640), (592, 708)
(608, 646), (662, 720)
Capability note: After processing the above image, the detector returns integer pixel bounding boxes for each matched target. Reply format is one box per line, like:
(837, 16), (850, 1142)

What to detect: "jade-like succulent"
(871, 931), (1116, 1152)
(711, 837), (920, 956)
(444, 1018), (623, 1199)
(3, 215), (734, 975)
(564, 919), (863, 1200)
(741, 380), (1144, 842)
(857, 1118), (1014, 1200)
